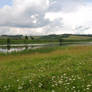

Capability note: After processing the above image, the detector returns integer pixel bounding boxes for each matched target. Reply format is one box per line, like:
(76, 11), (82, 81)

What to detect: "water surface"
(0, 42), (92, 53)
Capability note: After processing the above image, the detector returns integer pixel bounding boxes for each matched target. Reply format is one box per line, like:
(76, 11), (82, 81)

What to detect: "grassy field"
(0, 35), (92, 45)
(0, 46), (92, 92)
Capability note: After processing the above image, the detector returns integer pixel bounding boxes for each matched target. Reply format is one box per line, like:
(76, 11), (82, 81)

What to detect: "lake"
(0, 43), (59, 53)
(0, 42), (92, 53)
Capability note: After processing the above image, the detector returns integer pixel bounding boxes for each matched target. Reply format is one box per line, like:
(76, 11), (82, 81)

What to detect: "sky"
(0, 0), (92, 35)
(0, 0), (12, 8)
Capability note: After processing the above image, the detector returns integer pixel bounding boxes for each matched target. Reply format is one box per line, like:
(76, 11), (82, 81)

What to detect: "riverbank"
(0, 45), (92, 92)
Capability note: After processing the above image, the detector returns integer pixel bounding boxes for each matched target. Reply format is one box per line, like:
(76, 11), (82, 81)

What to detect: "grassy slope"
(0, 46), (92, 92)
(64, 35), (92, 42)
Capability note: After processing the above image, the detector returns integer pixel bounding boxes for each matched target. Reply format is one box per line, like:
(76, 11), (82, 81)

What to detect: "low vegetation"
(0, 34), (92, 45)
(0, 46), (92, 92)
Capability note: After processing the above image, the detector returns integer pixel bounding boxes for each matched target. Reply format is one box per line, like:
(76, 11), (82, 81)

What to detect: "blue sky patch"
(0, 0), (13, 8)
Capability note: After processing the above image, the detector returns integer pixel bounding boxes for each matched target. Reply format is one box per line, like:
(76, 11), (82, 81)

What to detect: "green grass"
(0, 46), (92, 92)
(0, 39), (58, 45)
(0, 35), (92, 45)
(63, 35), (92, 42)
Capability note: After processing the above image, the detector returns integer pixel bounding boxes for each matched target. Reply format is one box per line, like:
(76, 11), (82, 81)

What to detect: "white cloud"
(45, 12), (62, 21)
(0, 0), (92, 35)
(62, 4), (92, 34)
(0, 0), (50, 28)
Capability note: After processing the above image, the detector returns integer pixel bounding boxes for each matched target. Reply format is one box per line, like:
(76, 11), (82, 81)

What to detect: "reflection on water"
(0, 46), (42, 53)
(0, 47), (25, 53)
(0, 43), (61, 53)
(0, 44), (57, 53)
(0, 42), (92, 53)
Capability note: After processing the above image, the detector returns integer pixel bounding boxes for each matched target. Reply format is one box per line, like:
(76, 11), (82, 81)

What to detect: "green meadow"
(0, 46), (92, 92)
(0, 35), (92, 45)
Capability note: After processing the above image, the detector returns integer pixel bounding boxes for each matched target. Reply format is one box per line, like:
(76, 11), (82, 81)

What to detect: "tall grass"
(0, 46), (92, 92)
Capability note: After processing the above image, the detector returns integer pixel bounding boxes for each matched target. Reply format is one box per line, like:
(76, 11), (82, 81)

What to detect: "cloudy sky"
(0, 0), (92, 35)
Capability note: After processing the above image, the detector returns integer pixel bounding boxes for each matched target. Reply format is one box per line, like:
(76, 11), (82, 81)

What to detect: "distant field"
(63, 35), (92, 42)
(65, 35), (91, 40)
(0, 35), (92, 45)
(0, 39), (57, 45)
(0, 46), (92, 92)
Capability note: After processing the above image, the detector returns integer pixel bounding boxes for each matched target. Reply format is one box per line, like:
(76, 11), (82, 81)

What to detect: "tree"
(7, 38), (11, 50)
(30, 36), (34, 40)
(25, 36), (28, 40)
(24, 36), (28, 49)
(59, 38), (63, 46)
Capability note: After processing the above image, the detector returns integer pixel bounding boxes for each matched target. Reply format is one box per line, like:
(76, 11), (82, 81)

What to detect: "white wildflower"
(18, 86), (23, 90)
